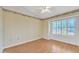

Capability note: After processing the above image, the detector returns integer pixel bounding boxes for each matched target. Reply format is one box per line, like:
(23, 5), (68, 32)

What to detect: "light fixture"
(41, 6), (52, 13)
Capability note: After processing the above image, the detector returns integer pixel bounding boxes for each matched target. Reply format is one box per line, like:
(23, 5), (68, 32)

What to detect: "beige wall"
(42, 20), (48, 39)
(0, 8), (4, 52)
(3, 10), (43, 48)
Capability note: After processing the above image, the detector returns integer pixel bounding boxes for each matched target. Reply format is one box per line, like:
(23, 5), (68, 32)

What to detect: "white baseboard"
(3, 38), (40, 49)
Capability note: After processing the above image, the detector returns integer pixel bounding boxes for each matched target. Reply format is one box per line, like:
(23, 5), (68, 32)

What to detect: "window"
(56, 21), (61, 34)
(62, 19), (67, 35)
(50, 17), (75, 36)
(67, 18), (75, 35)
(52, 21), (57, 34)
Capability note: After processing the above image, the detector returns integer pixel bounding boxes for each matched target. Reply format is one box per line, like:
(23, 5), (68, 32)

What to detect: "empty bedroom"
(0, 6), (79, 53)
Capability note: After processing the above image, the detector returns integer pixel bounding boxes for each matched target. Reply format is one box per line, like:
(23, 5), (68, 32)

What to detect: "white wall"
(3, 10), (43, 48)
(43, 10), (79, 46)
(0, 8), (4, 52)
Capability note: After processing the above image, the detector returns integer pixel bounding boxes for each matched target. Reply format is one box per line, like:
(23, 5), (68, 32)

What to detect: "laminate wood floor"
(3, 38), (79, 53)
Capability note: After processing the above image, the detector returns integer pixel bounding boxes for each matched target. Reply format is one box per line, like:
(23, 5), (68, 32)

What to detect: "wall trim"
(2, 7), (79, 20)
(3, 38), (42, 49)
(2, 8), (42, 20)
(45, 9), (79, 20)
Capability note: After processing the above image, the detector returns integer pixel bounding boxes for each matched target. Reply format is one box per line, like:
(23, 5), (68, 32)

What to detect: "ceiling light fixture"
(41, 6), (52, 13)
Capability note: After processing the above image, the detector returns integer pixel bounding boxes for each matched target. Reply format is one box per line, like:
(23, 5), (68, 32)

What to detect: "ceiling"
(3, 6), (79, 19)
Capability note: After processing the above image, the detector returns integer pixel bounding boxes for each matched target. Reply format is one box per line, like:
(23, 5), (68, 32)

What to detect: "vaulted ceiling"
(3, 6), (79, 19)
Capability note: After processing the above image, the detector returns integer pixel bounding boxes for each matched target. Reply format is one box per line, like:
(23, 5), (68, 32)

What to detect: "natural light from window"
(50, 17), (75, 36)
